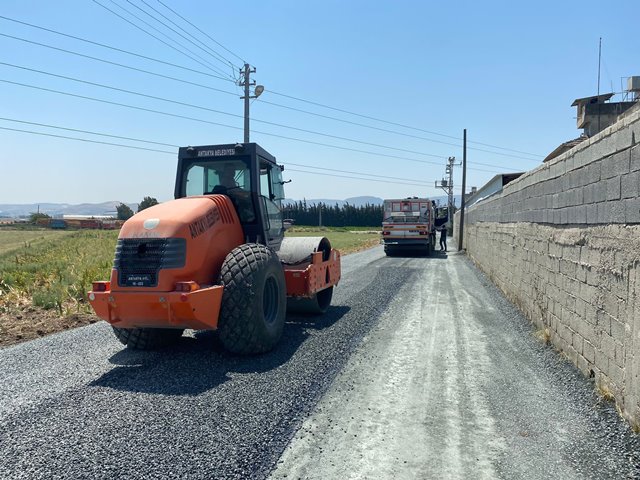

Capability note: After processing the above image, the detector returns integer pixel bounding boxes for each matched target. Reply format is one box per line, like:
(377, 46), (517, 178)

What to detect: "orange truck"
(381, 197), (437, 256)
(88, 143), (340, 354)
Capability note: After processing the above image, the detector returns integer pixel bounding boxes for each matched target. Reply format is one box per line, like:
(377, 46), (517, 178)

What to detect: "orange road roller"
(88, 143), (341, 354)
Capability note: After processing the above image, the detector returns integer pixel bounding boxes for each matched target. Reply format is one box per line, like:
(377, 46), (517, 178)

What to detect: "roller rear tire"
(112, 327), (184, 350)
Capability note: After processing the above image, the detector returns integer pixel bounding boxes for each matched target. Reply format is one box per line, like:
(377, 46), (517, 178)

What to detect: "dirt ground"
(0, 309), (99, 348)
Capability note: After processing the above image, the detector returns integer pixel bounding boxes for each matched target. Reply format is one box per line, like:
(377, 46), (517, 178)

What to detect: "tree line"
(282, 201), (383, 227)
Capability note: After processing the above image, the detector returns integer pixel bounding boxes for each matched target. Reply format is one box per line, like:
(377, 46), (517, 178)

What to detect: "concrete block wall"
(457, 109), (640, 427)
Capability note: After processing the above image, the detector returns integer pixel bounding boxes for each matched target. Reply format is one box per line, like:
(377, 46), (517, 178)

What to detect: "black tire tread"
(112, 326), (183, 350)
(217, 243), (286, 354)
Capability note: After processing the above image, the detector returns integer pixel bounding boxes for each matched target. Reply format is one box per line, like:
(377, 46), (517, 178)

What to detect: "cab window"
(184, 160), (250, 196)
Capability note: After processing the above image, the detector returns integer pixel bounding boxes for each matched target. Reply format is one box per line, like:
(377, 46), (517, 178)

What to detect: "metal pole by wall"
(458, 129), (467, 251)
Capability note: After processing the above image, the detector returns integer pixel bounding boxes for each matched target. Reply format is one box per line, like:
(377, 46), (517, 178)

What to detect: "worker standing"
(439, 224), (447, 252)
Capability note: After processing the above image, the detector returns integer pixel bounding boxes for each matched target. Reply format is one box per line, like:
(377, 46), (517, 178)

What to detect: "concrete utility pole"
(458, 129), (467, 251)
(435, 156), (460, 234)
(238, 63), (264, 143)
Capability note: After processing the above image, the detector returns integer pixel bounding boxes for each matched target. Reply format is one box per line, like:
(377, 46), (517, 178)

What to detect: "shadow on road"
(89, 305), (351, 396)
(385, 249), (449, 259)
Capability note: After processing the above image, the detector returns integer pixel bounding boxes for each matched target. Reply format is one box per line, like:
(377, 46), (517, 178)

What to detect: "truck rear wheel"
(218, 243), (286, 354)
(112, 327), (184, 350)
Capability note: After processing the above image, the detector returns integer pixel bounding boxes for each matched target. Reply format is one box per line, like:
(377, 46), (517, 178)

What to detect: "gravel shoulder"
(270, 249), (640, 480)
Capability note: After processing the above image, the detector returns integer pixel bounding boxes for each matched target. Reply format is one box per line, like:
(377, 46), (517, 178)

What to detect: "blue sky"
(0, 0), (638, 205)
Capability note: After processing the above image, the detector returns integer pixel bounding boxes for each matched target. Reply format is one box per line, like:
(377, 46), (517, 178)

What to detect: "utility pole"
(458, 129), (467, 251)
(238, 63), (264, 143)
(435, 156), (460, 234)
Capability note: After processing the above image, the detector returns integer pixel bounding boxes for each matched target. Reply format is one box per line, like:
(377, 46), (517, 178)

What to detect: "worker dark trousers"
(440, 236), (447, 251)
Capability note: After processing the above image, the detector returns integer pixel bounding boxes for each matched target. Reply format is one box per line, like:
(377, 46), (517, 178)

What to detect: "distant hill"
(0, 202), (138, 218)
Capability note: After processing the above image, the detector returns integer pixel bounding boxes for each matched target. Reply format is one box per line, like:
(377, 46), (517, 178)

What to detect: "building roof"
(543, 135), (588, 163)
(571, 93), (614, 106)
(465, 172), (525, 207)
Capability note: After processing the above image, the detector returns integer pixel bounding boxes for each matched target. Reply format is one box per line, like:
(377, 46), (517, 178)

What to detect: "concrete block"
(577, 354), (591, 377)
(575, 317), (596, 342)
(631, 145), (640, 172)
(606, 177), (621, 201)
(611, 150), (631, 176)
(560, 259), (576, 276)
(625, 198), (640, 224)
(621, 171), (640, 199)
(609, 362), (624, 388)
(585, 161), (601, 185)
(560, 208), (568, 224)
(595, 352), (610, 378)
(583, 340), (596, 363)
(593, 181), (607, 203)
(610, 318), (626, 343)
(597, 202), (608, 223)
(615, 343), (625, 368)
(601, 333), (617, 361)
(575, 205), (587, 224)
(606, 200), (626, 223)
(583, 184), (594, 204)
(602, 293), (620, 320)
(579, 282), (598, 303)
(586, 203), (598, 224)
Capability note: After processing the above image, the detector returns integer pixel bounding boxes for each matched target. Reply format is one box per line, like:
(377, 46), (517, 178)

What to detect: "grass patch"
(0, 229), (118, 315)
(286, 227), (380, 254)
(534, 328), (551, 345)
(0, 228), (74, 256)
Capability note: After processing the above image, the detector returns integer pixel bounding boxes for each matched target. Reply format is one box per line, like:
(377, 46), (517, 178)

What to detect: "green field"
(0, 229), (75, 255)
(285, 227), (380, 254)
(0, 226), (380, 315)
(0, 229), (118, 314)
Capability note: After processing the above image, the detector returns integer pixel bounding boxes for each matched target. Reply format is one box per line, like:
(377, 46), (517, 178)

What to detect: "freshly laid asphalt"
(1, 245), (639, 479)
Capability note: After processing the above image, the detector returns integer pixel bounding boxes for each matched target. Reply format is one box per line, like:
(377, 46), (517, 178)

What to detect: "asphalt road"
(1, 245), (639, 479)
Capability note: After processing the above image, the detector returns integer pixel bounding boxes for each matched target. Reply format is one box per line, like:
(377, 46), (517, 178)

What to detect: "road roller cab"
(88, 143), (341, 354)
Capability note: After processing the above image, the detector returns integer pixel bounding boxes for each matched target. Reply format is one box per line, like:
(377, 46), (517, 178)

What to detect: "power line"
(285, 162), (431, 184)
(0, 14), (541, 161)
(124, 0), (238, 72)
(286, 168), (434, 188)
(91, 0), (231, 78)
(0, 33), (238, 94)
(0, 125), (438, 188)
(0, 125), (175, 154)
(138, 0), (238, 70)
(258, 97), (541, 163)
(0, 78), (504, 174)
(0, 63), (510, 169)
(1, 30), (535, 166)
(0, 16), (235, 83)
(0, 14), (539, 160)
(156, 0), (246, 65)
(266, 89), (544, 159)
(0, 115), (436, 185)
(0, 117), (179, 148)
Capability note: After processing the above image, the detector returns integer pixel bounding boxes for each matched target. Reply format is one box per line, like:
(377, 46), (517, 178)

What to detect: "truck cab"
(175, 143), (286, 251)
